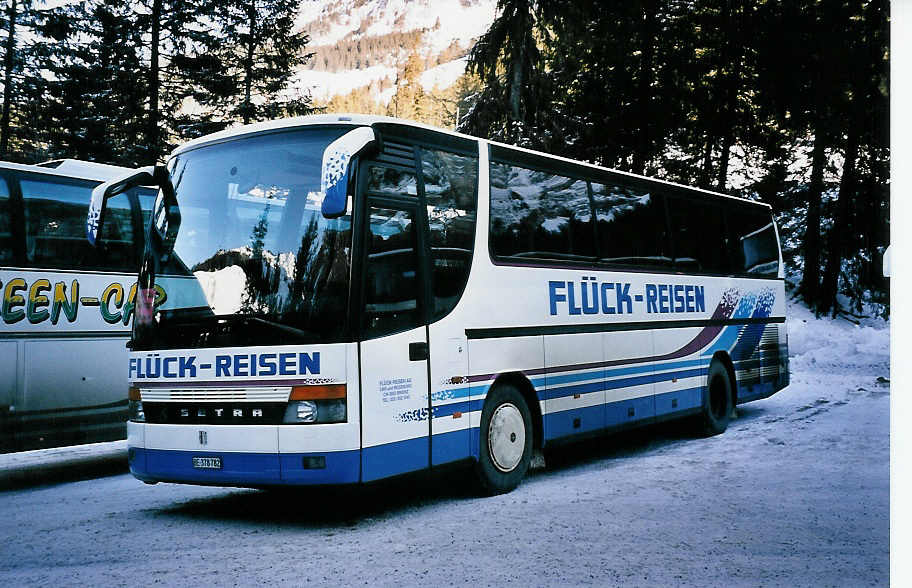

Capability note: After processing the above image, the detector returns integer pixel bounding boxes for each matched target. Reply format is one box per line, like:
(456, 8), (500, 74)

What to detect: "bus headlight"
(128, 387), (145, 422)
(282, 385), (347, 424)
(295, 401), (317, 423)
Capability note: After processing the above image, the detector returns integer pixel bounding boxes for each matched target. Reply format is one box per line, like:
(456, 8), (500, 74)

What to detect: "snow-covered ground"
(0, 299), (889, 585)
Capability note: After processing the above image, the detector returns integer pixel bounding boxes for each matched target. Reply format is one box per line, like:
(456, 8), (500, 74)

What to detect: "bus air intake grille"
(140, 387), (292, 403)
(142, 402), (287, 425)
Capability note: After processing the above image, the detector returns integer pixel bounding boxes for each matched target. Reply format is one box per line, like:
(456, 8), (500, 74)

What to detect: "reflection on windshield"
(134, 127), (353, 350)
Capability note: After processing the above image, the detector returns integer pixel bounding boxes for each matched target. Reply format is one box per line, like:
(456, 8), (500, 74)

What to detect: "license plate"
(192, 456), (222, 470)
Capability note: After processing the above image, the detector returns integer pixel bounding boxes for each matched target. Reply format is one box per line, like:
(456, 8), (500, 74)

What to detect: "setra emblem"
(199, 430), (207, 445)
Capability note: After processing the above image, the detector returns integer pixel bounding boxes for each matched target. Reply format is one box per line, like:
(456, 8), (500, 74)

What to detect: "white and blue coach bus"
(87, 115), (788, 493)
(1, 159), (157, 451)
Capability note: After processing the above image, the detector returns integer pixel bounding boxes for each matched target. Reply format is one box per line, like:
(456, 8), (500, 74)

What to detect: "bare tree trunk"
(509, 4), (527, 124)
(242, 1), (256, 125)
(716, 131), (733, 191)
(631, 2), (656, 175)
(716, 0), (743, 192)
(0, 0), (18, 157)
(699, 135), (714, 188)
(819, 128), (859, 316)
(800, 124), (827, 309)
(147, 0), (162, 157)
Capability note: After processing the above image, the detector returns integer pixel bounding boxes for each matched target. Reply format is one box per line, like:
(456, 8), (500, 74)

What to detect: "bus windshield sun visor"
(320, 126), (378, 218)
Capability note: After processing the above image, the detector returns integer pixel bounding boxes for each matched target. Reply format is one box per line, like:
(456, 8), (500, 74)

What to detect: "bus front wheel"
(474, 384), (533, 495)
(701, 361), (733, 436)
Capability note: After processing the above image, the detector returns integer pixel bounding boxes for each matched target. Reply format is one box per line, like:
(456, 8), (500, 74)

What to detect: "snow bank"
(787, 297), (889, 374)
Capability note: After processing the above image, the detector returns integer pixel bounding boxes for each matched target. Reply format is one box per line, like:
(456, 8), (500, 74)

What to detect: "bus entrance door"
(358, 200), (432, 481)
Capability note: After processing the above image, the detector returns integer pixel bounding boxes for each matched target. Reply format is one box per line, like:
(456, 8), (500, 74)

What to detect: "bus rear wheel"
(701, 361), (733, 436)
(474, 384), (532, 495)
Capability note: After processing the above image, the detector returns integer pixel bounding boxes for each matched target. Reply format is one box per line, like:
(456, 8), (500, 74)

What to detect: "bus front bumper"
(127, 422), (361, 486)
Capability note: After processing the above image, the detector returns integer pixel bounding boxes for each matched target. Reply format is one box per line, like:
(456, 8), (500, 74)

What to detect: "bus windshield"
(132, 126), (353, 350)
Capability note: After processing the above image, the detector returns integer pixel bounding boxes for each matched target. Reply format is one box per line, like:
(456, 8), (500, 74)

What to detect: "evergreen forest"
(0, 0), (890, 318)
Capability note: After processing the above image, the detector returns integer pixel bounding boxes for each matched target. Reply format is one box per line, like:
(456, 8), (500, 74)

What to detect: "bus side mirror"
(320, 127), (377, 218)
(87, 165), (179, 261)
(87, 166), (156, 247)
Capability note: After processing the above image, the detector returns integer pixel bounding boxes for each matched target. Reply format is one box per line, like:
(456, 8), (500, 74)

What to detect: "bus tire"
(701, 361), (733, 436)
(474, 384), (533, 495)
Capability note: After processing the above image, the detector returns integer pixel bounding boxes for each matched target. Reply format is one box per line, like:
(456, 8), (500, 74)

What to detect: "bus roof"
(0, 158), (135, 182)
(171, 114), (771, 210)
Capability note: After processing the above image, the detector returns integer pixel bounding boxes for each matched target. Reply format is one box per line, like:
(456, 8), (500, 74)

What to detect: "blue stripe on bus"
(541, 386), (703, 441)
(432, 428), (472, 467)
(654, 386), (703, 416)
(544, 403), (607, 439)
(538, 367), (706, 401)
(362, 437), (427, 482)
(737, 381), (776, 403)
(701, 292), (757, 356)
(432, 357), (712, 406)
(433, 399), (485, 418)
(431, 364), (709, 418)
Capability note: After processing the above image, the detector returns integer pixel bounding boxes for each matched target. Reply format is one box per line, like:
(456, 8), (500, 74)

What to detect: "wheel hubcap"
(488, 403), (525, 473)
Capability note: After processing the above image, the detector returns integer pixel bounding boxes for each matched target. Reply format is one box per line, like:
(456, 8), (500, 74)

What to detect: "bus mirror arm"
(86, 165), (180, 262)
(150, 164), (181, 263)
(87, 166), (156, 247)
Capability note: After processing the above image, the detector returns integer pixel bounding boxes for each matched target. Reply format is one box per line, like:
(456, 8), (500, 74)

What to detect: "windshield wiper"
(157, 311), (318, 344)
(229, 315), (317, 341)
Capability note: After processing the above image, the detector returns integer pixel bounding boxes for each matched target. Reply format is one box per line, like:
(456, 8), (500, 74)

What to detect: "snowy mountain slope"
(296, 0), (496, 101)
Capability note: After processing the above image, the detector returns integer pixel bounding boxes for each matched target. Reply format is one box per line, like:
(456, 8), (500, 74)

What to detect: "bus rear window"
(727, 209), (780, 277)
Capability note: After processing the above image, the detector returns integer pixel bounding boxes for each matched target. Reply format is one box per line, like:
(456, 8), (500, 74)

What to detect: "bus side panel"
(19, 337), (128, 447)
(602, 330), (655, 428)
(734, 322), (785, 403)
(428, 328), (471, 467)
(0, 341), (17, 451)
(543, 333), (605, 440)
(653, 326), (707, 418)
(467, 335), (544, 460)
(359, 328), (431, 482)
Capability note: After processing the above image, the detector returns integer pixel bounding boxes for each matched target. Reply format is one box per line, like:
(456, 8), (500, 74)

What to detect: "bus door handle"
(409, 342), (429, 361)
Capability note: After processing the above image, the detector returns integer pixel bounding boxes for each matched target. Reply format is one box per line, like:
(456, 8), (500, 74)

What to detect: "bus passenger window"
(368, 166), (418, 197)
(420, 148), (478, 320)
(490, 162), (595, 262)
(21, 177), (136, 272)
(363, 206), (421, 338)
(0, 177), (12, 265)
(591, 183), (670, 267)
(666, 197), (729, 274)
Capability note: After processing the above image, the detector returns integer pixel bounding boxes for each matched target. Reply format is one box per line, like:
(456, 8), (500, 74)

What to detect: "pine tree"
(39, 1), (148, 165)
(0, 0), (49, 161)
(178, 0), (314, 137)
(460, 0), (557, 148)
